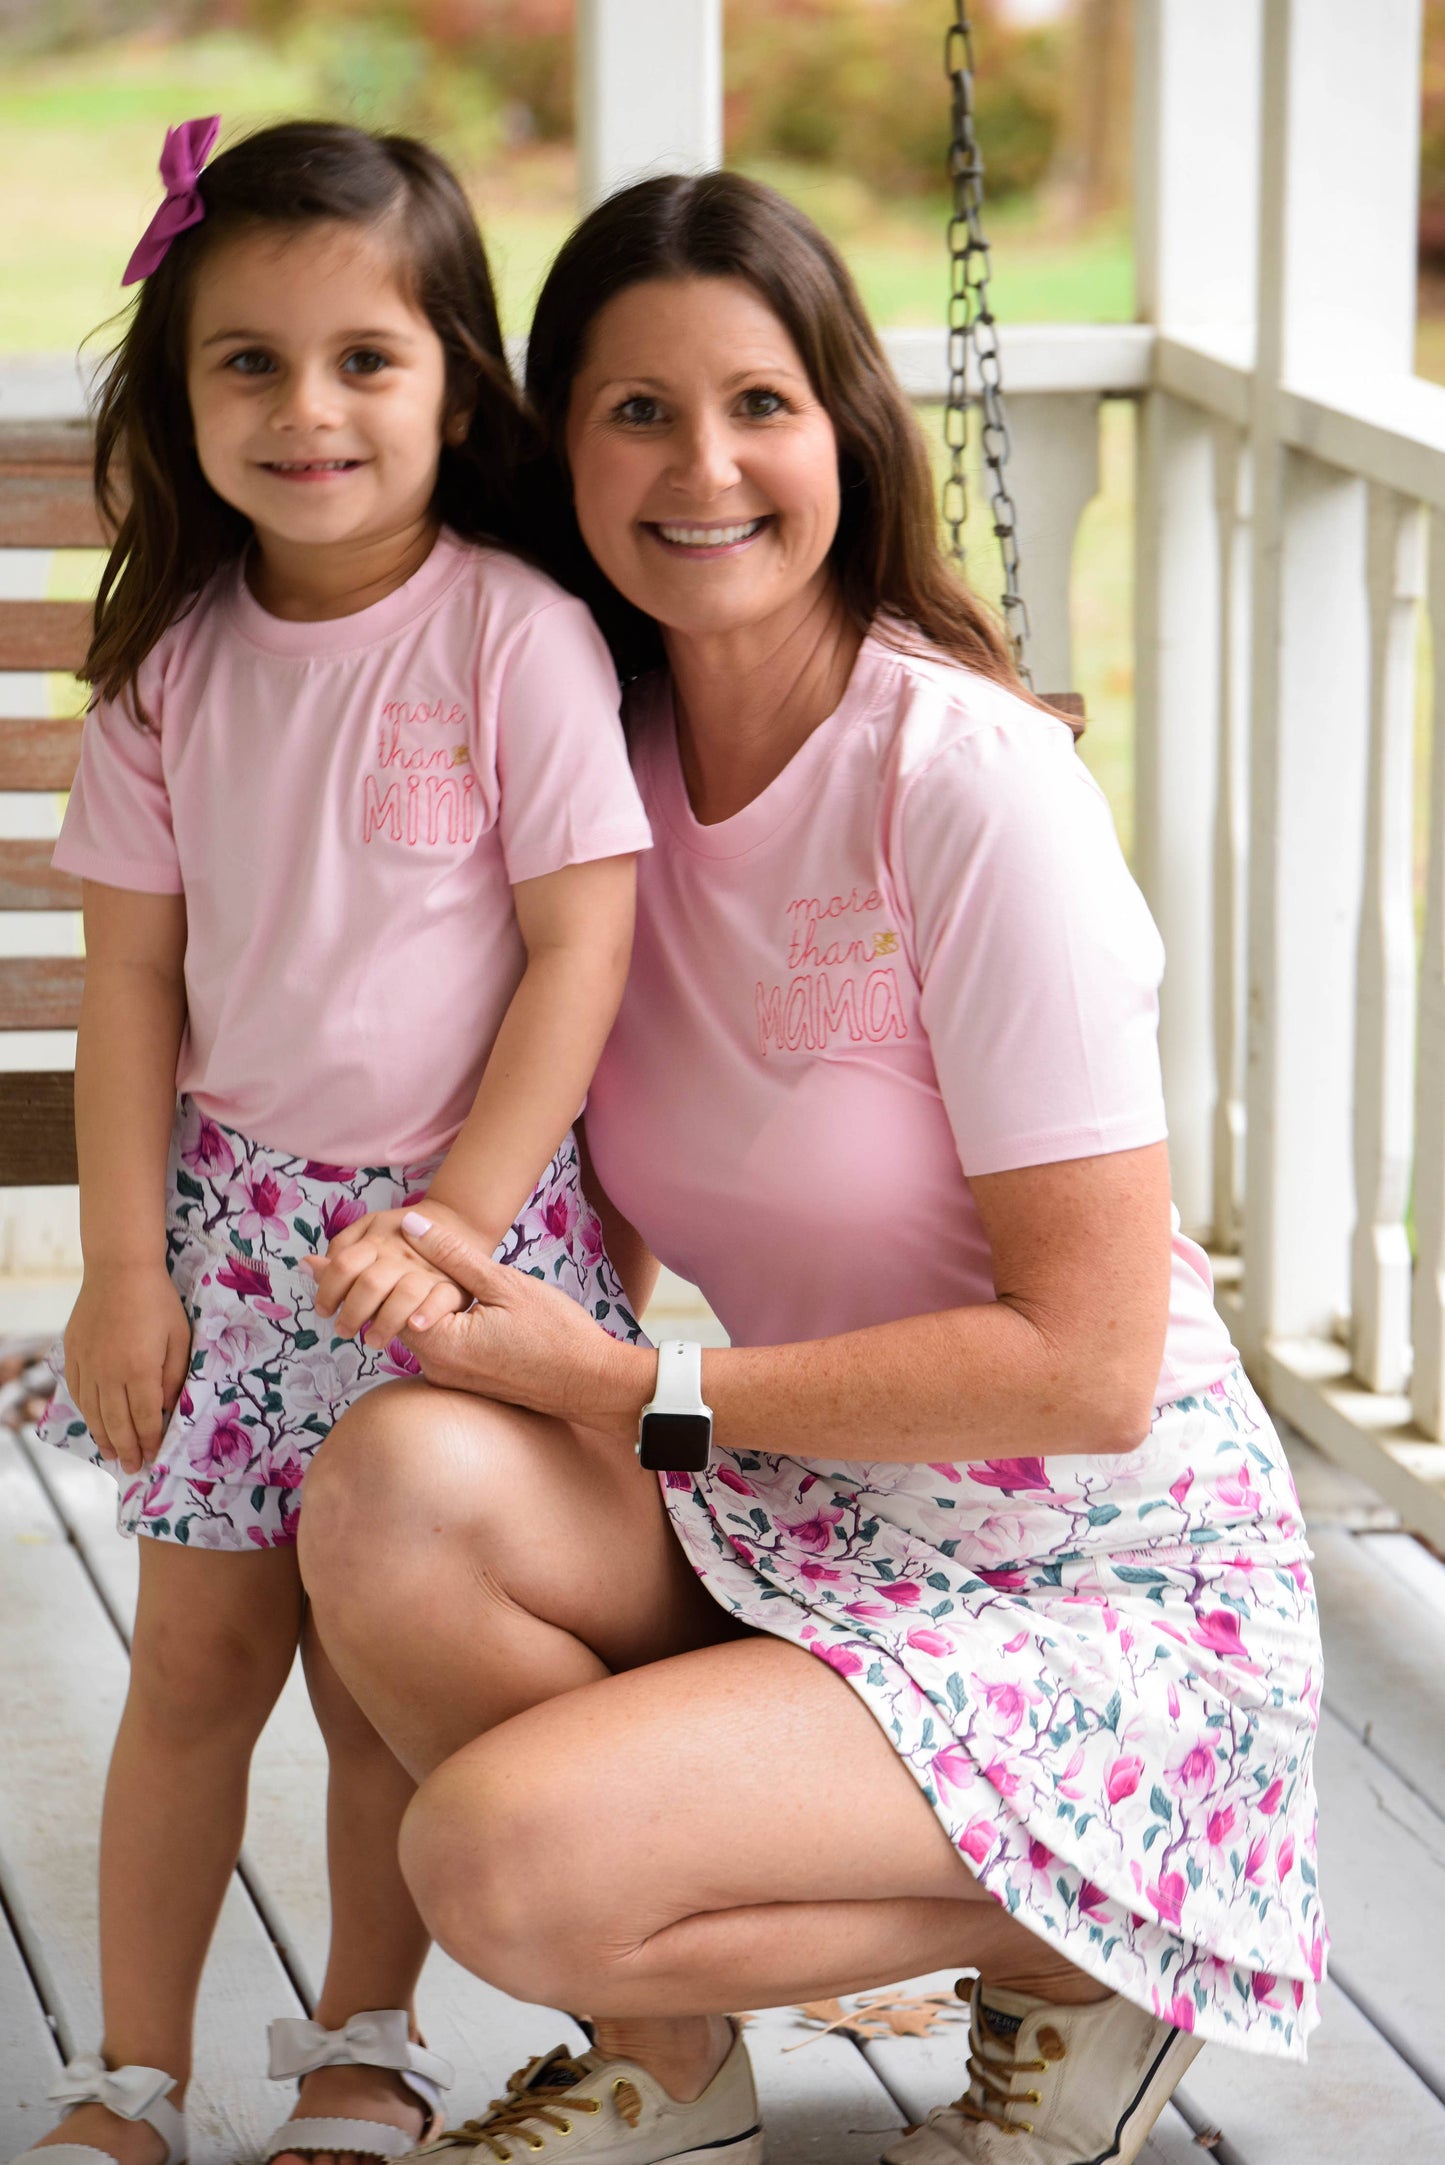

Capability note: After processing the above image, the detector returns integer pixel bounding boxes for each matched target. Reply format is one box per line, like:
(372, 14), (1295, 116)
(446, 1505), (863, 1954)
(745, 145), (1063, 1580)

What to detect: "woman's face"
(564, 275), (843, 644)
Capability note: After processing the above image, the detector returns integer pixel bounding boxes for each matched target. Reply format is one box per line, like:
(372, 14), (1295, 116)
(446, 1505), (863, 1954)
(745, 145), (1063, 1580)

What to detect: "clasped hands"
(305, 1204), (646, 1435)
(302, 1200), (475, 1352)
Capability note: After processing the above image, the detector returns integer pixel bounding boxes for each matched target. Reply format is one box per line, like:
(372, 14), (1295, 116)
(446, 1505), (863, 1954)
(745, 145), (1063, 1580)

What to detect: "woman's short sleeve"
(493, 599), (652, 886)
(900, 718), (1168, 1177)
(52, 680), (182, 894)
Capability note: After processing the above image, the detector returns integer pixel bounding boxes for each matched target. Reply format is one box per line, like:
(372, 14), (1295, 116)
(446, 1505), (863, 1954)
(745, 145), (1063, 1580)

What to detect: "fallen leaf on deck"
(786, 1989), (964, 2048)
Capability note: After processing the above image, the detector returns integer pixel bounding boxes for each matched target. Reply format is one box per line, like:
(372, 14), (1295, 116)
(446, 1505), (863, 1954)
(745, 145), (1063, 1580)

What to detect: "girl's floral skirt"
(662, 1365), (1325, 2061)
(36, 1096), (643, 1550)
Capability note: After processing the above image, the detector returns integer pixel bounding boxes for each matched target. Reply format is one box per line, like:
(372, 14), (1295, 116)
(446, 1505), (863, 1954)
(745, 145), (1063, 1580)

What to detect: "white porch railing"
(6, 0), (1445, 1548)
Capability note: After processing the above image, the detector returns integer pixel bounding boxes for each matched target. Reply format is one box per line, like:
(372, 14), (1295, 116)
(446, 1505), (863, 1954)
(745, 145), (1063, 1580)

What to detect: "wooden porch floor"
(2, 1358), (1444, 2164)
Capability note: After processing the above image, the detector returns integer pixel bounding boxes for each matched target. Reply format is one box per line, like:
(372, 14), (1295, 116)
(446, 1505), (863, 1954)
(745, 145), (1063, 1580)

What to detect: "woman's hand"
(64, 1260), (191, 1475)
(395, 1210), (653, 1438)
(306, 1202), (472, 1351)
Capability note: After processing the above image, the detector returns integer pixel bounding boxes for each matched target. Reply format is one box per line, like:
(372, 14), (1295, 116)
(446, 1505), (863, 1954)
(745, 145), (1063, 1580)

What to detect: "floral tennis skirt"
(662, 1364), (1325, 2060)
(36, 1096), (643, 1550)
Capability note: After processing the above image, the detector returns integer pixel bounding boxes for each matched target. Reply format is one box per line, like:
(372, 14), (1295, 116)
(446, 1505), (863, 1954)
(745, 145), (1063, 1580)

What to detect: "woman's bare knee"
(399, 1742), (589, 2003)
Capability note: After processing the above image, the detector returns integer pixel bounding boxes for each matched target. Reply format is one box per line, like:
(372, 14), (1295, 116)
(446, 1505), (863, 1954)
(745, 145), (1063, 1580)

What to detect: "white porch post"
(1132, 0), (1261, 1244)
(576, 0), (724, 212)
(1241, 0), (1421, 1363)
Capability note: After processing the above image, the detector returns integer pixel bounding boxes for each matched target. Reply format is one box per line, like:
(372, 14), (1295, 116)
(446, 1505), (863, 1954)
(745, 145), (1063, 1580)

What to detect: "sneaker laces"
(420, 2049), (607, 2162)
(953, 2003), (1051, 2138)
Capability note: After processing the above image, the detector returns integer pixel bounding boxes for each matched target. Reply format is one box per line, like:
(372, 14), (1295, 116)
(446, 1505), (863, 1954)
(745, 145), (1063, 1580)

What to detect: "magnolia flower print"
(36, 1100), (644, 1553)
(662, 1364), (1325, 2062)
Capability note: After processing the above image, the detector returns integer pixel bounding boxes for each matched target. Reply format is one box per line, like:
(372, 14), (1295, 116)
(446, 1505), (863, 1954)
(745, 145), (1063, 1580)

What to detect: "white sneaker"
(880, 1979), (1202, 2165)
(411, 2027), (764, 2165)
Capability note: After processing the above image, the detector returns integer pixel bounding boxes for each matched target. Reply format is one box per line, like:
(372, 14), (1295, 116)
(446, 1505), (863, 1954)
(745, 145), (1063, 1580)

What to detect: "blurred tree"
(1421, 0), (1445, 266)
(1044, 0), (1131, 225)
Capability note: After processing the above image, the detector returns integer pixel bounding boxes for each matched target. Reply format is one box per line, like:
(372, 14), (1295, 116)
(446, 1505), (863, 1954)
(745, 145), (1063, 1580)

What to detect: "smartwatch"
(638, 1340), (713, 1472)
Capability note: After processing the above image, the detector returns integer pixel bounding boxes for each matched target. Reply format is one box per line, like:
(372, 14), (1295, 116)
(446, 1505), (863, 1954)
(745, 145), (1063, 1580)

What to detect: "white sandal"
(262, 2012), (454, 2163)
(9, 2055), (187, 2165)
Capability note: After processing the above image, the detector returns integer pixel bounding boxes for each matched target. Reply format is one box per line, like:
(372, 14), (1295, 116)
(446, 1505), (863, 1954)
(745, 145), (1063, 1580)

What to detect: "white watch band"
(644, 1340), (708, 1416)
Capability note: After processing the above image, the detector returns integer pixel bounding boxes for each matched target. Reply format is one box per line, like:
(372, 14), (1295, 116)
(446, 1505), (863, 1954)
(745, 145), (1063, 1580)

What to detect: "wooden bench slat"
(0, 1073), (75, 1185)
(0, 423), (94, 472)
(0, 600), (90, 675)
(0, 958), (84, 1031)
(0, 478), (106, 550)
(0, 841), (80, 910)
(0, 715), (84, 791)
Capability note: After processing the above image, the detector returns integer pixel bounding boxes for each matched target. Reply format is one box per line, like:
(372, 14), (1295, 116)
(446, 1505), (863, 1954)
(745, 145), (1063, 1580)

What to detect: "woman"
(298, 173), (1324, 2165)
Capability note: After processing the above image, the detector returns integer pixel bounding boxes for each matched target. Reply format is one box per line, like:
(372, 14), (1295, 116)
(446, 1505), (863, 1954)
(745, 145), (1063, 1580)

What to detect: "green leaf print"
(1102, 1690), (1122, 1733)
(1149, 1785), (1173, 1822)
(593, 1301), (611, 1322)
(263, 1392), (285, 1414)
(1114, 1565), (1169, 1585)
(867, 1662), (887, 1688)
(175, 1169), (205, 1202)
(150, 1519), (170, 1538)
(1186, 1857), (1204, 1889)
(947, 1674), (967, 1714)
(926, 1571), (951, 1592)
(250, 1486), (267, 1511)
(1086, 1503), (1121, 1527)
(173, 1518), (188, 1543)
(294, 1330), (318, 1351)
(230, 1234), (253, 1257)
(294, 1218), (319, 1247)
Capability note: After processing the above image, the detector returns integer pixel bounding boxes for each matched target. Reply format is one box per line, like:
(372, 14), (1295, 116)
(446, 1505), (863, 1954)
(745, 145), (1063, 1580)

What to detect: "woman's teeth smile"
(262, 459), (364, 477)
(651, 517), (768, 553)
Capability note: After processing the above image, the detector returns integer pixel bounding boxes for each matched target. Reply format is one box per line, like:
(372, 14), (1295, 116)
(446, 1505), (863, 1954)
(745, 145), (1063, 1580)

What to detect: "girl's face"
(564, 275), (842, 646)
(186, 220), (456, 559)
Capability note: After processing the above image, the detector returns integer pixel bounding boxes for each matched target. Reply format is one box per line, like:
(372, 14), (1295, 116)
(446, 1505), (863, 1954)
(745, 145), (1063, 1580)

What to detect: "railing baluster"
(1413, 514), (1445, 1438)
(1351, 488), (1424, 1393)
(1211, 425), (1252, 1254)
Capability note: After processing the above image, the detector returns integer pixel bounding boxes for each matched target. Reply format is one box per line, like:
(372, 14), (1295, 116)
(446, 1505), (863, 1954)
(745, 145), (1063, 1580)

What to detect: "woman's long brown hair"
(86, 120), (538, 725)
(524, 169), (1026, 698)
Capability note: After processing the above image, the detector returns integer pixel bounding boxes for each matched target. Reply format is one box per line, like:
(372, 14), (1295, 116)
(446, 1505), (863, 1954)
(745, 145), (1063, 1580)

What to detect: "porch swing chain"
(945, 2), (1033, 684)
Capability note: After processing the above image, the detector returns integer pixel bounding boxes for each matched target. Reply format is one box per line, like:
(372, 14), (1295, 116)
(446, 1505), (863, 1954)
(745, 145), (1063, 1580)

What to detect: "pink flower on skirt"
(197, 1415), (251, 1477)
(959, 1816), (996, 1865)
(1147, 1871), (1186, 1928)
(1106, 1755), (1144, 1804)
(217, 1255), (273, 1302)
(1206, 1806), (1236, 1847)
(966, 1457), (1051, 1493)
(1077, 1879), (1109, 1918)
(321, 1194), (368, 1243)
(1164, 1994), (1196, 2032)
(1259, 1778), (1284, 1814)
(931, 1744), (974, 1793)
(234, 1170), (305, 1243)
(906, 1627), (954, 1658)
(381, 1339), (423, 1377)
(574, 1210), (605, 1267)
(812, 1640), (863, 1679)
(715, 1466), (756, 1496)
(1190, 1608), (1249, 1661)
(182, 1117), (234, 1177)
(785, 1506), (845, 1553)
(983, 1680), (1029, 1735)
(1277, 1836), (1296, 1879)
(1169, 1743), (1216, 1792)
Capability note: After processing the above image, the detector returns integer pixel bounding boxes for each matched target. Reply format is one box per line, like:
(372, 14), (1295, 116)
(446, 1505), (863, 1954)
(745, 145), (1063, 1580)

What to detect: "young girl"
(19, 118), (650, 2165)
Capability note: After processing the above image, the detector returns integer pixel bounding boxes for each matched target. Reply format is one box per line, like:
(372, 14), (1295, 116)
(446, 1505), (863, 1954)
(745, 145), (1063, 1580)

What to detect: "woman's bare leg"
(301, 1384), (1103, 2105)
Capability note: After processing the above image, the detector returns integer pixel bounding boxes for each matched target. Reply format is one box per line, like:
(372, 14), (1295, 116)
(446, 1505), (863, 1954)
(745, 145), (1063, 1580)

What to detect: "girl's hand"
(305, 1204), (471, 1351)
(392, 1210), (652, 1439)
(64, 1260), (192, 1476)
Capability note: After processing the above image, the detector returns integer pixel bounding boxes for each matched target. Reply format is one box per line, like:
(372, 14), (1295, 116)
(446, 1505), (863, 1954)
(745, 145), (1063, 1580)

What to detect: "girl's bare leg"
(32, 1543), (303, 2165)
(267, 1627), (434, 2165)
(301, 1385), (1104, 2106)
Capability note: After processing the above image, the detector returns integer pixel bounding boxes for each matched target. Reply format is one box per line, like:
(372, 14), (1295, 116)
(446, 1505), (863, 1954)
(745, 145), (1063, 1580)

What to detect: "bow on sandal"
(262, 2011), (454, 2163)
(9, 2055), (187, 2165)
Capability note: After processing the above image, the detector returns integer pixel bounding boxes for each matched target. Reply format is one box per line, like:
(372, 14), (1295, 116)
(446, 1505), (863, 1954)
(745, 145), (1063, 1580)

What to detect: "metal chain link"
(944, 2), (1032, 682)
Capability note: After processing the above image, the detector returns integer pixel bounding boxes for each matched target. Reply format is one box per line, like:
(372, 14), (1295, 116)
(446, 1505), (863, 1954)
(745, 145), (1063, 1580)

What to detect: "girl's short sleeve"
(52, 680), (182, 894)
(493, 598), (652, 886)
(900, 719), (1168, 1177)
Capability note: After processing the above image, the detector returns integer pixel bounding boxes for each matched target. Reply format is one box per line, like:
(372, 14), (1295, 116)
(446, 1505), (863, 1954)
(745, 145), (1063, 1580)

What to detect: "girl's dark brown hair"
(86, 119), (537, 722)
(524, 168), (1024, 696)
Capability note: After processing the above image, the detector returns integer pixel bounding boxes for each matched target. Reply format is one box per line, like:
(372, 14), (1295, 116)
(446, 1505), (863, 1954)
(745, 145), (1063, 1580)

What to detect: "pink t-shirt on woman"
(55, 530), (652, 1165)
(585, 631), (1236, 1409)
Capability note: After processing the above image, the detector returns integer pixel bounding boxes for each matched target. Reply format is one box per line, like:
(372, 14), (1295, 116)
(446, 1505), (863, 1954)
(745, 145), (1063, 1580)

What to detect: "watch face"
(638, 1411), (712, 1472)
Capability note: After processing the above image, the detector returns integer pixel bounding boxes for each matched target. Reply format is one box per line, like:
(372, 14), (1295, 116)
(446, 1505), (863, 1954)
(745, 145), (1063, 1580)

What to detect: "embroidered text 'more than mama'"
(755, 889), (911, 1057)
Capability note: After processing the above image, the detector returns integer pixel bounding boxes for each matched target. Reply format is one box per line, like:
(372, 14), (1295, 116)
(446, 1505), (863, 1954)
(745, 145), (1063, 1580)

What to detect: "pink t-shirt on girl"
(55, 529), (652, 1165)
(585, 631), (1237, 1410)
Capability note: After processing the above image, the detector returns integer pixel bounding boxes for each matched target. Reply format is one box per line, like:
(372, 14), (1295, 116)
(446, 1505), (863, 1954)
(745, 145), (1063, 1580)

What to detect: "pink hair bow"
(122, 115), (221, 286)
